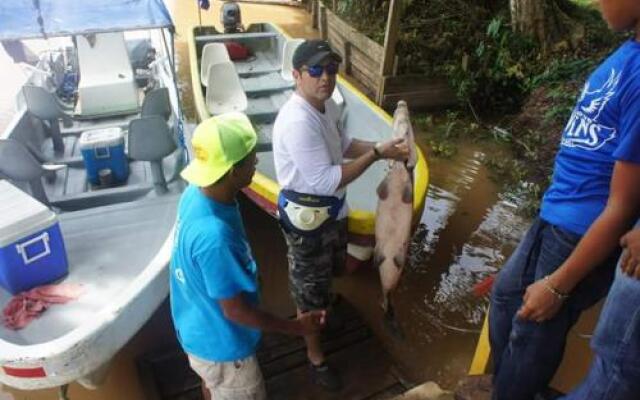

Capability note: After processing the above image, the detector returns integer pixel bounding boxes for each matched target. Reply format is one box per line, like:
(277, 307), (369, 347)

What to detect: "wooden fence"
(234, 0), (305, 6)
(309, 0), (457, 110)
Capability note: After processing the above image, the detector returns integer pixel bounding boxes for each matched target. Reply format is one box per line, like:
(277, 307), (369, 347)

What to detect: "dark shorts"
(281, 219), (348, 312)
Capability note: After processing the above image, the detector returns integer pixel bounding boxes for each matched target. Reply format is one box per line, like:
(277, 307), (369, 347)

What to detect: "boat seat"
(0, 139), (65, 206)
(22, 85), (74, 156)
(141, 87), (171, 120)
(200, 43), (230, 87)
(128, 116), (177, 194)
(281, 38), (304, 82)
(241, 72), (294, 96)
(206, 61), (248, 115)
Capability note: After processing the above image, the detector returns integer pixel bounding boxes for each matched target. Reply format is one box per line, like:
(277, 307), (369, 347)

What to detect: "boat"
(0, 0), (189, 391)
(187, 23), (429, 269)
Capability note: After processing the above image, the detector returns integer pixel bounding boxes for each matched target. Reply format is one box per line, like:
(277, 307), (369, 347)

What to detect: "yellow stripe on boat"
(468, 311), (491, 375)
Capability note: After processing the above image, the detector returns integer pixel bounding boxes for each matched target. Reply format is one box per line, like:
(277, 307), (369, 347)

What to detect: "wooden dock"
(137, 299), (409, 400)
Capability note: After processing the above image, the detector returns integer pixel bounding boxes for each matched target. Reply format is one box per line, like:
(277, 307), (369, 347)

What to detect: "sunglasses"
(301, 62), (339, 78)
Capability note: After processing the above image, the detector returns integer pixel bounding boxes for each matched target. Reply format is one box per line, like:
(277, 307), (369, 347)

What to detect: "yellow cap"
(181, 112), (257, 187)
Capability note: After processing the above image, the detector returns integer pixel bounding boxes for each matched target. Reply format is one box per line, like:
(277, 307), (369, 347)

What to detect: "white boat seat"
(206, 61), (248, 115)
(280, 38), (304, 82)
(200, 43), (231, 87)
(128, 116), (177, 194)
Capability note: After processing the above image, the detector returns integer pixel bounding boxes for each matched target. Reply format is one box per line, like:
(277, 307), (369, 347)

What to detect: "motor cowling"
(221, 2), (242, 33)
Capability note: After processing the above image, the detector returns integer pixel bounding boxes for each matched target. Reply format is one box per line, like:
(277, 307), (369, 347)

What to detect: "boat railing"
(195, 31), (278, 42)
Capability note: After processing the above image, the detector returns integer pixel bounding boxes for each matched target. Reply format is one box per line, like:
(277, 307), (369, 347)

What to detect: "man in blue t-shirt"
(489, 1), (640, 399)
(170, 113), (325, 400)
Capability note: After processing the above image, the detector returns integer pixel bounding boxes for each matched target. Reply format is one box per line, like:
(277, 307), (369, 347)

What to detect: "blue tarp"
(0, 0), (174, 41)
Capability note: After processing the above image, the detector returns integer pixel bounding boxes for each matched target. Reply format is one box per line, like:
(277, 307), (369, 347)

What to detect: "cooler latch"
(16, 232), (51, 265)
(94, 146), (111, 159)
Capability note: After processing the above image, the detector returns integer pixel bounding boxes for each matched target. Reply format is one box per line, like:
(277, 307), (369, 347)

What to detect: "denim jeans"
(489, 217), (618, 400)
(562, 267), (640, 400)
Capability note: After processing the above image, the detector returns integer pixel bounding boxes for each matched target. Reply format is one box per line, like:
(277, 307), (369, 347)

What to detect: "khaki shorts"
(187, 354), (266, 400)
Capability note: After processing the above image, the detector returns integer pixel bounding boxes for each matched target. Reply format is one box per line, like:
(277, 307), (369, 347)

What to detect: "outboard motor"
(221, 1), (242, 33)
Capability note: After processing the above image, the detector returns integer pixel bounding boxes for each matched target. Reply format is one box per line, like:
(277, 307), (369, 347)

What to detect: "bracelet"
(372, 142), (382, 159)
(543, 276), (569, 301)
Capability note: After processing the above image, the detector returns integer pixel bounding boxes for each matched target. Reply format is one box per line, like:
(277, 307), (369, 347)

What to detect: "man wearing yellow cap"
(170, 112), (325, 400)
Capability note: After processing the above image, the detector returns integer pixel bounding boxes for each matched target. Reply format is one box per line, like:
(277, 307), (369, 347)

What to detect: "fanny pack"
(277, 190), (345, 236)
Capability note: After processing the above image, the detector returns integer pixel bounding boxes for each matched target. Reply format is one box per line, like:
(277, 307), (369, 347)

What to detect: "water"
(0, 1), (529, 398)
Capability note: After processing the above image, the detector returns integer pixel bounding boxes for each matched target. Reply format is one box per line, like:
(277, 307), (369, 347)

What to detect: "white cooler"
(0, 181), (68, 294)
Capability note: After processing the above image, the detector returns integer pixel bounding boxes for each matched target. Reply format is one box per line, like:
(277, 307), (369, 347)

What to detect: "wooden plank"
(312, 0), (318, 29)
(233, 0), (304, 6)
(378, 0), (402, 103)
(379, 0), (402, 77)
(327, 29), (347, 51)
(350, 47), (381, 82)
(136, 299), (398, 400)
(324, 7), (383, 61)
(260, 326), (372, 378)
(380, 74), (457, 110)
(382, 75), (450, 93)
(319, 2), (328, 40)
(266, 338), (399, 400)
(195, 32), (277, 42)
(350, 67), (377, 98)
(343, 41), (352, 75)
(258, 317), (366, 363)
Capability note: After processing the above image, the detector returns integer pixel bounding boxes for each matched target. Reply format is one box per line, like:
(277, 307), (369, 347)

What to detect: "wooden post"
(377, 0), (402, 104)
(332, 0), (337, 10)
(342, 42), (351, 75)
(318, 2), (328, 40)
(311, 0), (318, 29)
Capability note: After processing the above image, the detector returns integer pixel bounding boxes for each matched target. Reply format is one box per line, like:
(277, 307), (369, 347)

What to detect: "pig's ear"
(402, 181), (413, 204)
(377, 177), (389, 200)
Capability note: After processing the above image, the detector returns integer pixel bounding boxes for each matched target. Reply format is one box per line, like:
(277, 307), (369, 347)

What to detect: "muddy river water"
(0, 1), (533, 398)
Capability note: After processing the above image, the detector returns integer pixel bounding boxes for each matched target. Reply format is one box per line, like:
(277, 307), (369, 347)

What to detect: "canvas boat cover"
(0, 0), (173, 41)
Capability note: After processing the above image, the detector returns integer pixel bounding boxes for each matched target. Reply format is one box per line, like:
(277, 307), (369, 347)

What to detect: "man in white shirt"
(272, 40), (408, 392)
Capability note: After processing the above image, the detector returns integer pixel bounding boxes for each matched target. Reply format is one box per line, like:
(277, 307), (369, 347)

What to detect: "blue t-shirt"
(170, 185), (261, 362)
(541, 39), (640, 235)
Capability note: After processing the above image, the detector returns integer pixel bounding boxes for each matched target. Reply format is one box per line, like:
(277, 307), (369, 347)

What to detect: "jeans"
(489, 217), (618, 400)
(562, 267), (640, 400)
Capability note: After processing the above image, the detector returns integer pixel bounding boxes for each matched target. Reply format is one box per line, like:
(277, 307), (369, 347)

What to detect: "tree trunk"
(510, 0), (546, 42)
(510, 0), (580, 52)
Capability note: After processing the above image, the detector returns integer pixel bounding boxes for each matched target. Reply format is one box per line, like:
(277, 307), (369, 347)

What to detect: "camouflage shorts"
(281, 219), (348, 312)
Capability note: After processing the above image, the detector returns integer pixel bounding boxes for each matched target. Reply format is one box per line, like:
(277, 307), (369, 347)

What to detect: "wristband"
(543, 276), (569, 301)
(373, 142), (382, 159)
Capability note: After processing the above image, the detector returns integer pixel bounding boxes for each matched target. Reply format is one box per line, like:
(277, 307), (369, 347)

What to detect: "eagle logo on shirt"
(561, 68), (620, 151)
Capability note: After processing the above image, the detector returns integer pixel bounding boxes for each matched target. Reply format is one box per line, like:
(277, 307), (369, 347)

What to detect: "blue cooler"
(79, 127), (129, 185)
(0, 181), (69, 294)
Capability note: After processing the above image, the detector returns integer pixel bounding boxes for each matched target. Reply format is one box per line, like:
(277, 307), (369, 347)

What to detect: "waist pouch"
(277, 190), (345, 236)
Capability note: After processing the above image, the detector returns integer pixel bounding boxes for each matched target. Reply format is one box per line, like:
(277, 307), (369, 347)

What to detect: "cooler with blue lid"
(0, 181), (69, 294)
(79, 127), (129, 185)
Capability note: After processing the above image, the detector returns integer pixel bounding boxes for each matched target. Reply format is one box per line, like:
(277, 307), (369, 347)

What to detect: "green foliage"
(446, 16), (536, 113)
(330, 0), (619, 114)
